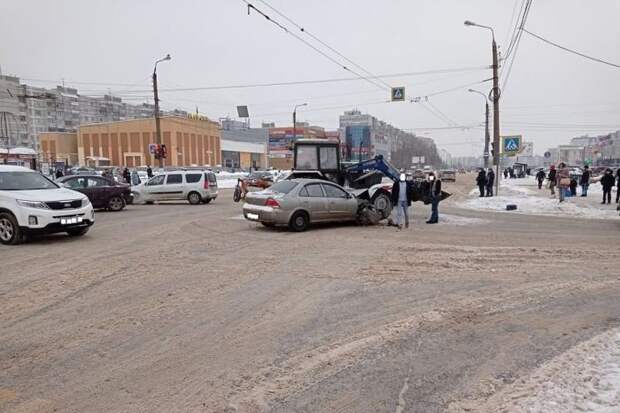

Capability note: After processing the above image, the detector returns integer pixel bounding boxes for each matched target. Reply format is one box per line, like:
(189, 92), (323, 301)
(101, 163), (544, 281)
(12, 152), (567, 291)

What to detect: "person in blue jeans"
(580, 165), (590, 197)
(390, 172), (412, 230)
(426, 171), (442, 224)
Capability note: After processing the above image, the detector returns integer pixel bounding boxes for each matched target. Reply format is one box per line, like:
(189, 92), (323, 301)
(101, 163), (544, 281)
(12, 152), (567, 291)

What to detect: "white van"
(0, 165), (95, 245)
(131, 170), (218, 205)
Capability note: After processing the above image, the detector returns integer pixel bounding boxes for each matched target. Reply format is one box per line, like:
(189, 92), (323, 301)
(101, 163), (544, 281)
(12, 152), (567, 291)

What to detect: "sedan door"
(297, 183), (329, 221)
(86, 177), (110, 208)
(321, 183), (357, 220)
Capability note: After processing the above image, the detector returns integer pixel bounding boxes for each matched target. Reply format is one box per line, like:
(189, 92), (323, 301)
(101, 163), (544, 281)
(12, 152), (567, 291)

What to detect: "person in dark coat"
(503, 168), (509, 179)
(146, 165), (153, 178)
(426, 171), (441, 224)
(55, 168), (64, 179)
(476, 169), (486, 197)
(600, 168), (615, 204)
(390, 172), (413, 230)
(547, 165), (557, 197)
(536, 169), (546, 189)
(569, 178), (578, 197)
(485, 168), (495, 197)
(122, 167), (130, 184)
(616, 168), (620, 204)
(579, 165), (590, 197)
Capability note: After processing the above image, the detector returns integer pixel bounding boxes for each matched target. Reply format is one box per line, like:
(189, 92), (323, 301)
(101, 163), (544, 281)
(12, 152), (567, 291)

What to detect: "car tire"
(66, 227), (89, 237)
(188, 192), (202, 205)
(0, 212), (24, 245)
(202, 197), (212, 204)
(372, 192), (392, 219)
(289, 211), (309, 232)
(107, 196), (125, 211)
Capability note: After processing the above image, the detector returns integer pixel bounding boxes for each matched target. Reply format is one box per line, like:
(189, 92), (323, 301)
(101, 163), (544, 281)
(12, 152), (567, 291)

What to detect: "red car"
(245, 172), (274, 189)
(57, 175), (131, 211)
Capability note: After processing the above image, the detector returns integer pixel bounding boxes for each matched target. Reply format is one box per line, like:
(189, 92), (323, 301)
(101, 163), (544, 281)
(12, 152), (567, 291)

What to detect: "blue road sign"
(544, 151), (551, 158)
(502, 135), (522, 154)
(391, 87), (405, 101)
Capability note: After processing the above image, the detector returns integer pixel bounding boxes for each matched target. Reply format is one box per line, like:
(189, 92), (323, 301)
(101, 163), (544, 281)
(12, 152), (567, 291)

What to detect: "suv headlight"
(17, 200), (49, 209)
(82, 197), (91, 207)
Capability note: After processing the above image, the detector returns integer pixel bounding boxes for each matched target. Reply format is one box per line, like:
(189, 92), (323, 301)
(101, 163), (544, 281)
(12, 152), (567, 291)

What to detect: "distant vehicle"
(57, 175), (131, 211)
(245, 171), (274, 189)
(439, 169), (456, 182)
(512, 162), (528, 178)
(243, 179), (359, 231)
(131, 169), (218, 205)
(0, 165), (94, 245)
(458, 168), (467, 174)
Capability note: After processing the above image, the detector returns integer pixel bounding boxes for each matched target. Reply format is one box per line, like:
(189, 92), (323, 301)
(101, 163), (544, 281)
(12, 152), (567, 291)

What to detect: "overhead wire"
(241, 0), (389, 92)
(501, 0), (534, 93)
(255, 0), (392, 89)
(521, 28), (620, 69)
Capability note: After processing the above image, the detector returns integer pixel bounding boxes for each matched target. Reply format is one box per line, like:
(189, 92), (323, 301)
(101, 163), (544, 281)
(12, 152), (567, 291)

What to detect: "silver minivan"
(132, 170), (218, 205)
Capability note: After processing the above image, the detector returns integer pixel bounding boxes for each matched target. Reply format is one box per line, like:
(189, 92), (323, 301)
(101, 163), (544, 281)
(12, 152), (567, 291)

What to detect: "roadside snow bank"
(460, 178), (618, 220)
(439, 214), (490, 226)
(481, 327), (620, 413)
(216, 172), (247, 189)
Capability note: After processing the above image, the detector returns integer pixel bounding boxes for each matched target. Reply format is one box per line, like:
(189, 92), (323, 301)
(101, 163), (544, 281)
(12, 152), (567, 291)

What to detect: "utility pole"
(491, 38), (501, 195)
(465, 20), (501, 194)
(292, 103), (307, 148)
(468, 89), (490, 168)
(152, 54), (171, 169)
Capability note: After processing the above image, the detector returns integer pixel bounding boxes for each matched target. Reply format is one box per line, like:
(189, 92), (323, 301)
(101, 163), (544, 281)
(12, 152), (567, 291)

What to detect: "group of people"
(476, 168), (495, 197)
(390, 171), (442, 230)
(102, 165), (154, 186)
(538, 163), (620, 204)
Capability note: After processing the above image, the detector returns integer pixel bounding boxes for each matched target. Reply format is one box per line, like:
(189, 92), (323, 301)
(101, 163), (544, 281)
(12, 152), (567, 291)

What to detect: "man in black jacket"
(536, 169), (546, 189)
(600, 168), (615, 204)
(390, 172), (413, 229)
(579, 165), (590, 197)
(616, 168), (620, 204)
(486, 168), (495, 197)
(476, 169), (486, 197)
(426, 172), (441, 224)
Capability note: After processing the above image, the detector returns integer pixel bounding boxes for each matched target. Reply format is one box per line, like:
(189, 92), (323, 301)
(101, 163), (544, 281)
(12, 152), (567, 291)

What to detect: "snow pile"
(483, 328), (620, 413)
(216, 171), (247, 189)
(460, 178), (619, 220)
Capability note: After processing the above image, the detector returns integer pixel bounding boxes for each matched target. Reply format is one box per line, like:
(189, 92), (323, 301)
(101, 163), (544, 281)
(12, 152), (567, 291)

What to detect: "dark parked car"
(57, 175), (131, 211)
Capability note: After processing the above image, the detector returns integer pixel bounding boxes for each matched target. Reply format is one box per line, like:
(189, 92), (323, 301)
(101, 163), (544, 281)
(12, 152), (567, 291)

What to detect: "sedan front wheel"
(108, 196), (126, 211)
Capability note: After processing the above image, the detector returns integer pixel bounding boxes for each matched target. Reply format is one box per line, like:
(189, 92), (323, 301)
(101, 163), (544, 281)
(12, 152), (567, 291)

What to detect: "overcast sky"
(1, 0), (619, 156)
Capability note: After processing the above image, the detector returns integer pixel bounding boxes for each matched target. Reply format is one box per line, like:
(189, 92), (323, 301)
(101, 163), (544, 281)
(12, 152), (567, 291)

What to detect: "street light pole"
(465, 21), (501, 194)
(292, 103), (308, 143)
(153, 54), (171, 168)
(468, 89), (490, 169)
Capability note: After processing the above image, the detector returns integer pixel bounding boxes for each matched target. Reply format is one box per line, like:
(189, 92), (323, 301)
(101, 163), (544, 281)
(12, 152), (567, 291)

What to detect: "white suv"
(131, 170), (218, 205)
(0, 165), (95, 245)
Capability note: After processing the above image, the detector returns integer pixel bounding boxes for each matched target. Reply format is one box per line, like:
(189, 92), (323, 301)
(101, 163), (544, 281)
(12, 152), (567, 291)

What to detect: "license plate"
(60, 216), (83, 225)
(247, 213), (259, 220)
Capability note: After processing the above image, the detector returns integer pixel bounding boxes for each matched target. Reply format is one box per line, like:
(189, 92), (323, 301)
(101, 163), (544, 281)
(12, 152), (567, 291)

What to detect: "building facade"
(221, 140), (267, 170)
(38, 132), (79, 166)
(268, 124), (326, 169)
(338, 110), (442, 169)
(77, 116), (221, 167)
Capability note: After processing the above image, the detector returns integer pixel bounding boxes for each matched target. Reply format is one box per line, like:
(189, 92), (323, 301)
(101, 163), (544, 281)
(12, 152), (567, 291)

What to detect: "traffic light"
(161, 144), (167, 159)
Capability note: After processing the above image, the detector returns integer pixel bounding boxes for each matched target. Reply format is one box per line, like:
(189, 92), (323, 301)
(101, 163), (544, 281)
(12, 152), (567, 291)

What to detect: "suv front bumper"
(15, 204), (95, 234)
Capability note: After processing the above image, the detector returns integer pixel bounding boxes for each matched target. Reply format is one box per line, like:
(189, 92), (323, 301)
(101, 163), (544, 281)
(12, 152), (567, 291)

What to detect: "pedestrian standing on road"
(55, 168), (64, 179)
(391, 172), (412, 230)
(485, 168), (495, 197)
(547, 165), (557, 197)
(569, 177), (578, 197)
(557, 162), (570, 203)
(536, 169), (546, 189)
(476, 168), (486, 197)
(580, 165), (590, 197)
(600, 168), (615, 204)
(122, 167), (130, 184)
(146, 165), (153, 178)
(503, 168), (509, 179)
(426, 171), (441, 224)
(616, 168), (620, 204)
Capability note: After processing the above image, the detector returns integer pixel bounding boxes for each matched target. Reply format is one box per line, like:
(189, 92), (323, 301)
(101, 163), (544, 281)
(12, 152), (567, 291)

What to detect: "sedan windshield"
(0, 172), (59, 190)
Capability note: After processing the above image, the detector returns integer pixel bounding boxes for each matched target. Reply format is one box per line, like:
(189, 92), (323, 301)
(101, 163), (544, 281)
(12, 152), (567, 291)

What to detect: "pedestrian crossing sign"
(502, 135), (522, 155)
(391, 87), (405, 101)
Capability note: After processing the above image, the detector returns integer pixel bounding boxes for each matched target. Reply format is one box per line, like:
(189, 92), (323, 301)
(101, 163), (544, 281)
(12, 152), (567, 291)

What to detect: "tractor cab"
(290, 139), (344, 185)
